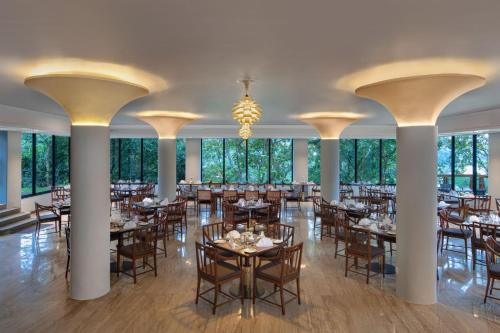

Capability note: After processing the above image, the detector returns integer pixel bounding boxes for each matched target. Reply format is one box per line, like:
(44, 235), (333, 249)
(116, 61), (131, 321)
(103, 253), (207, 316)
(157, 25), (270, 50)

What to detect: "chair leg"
(280, 285), (285, 315)
(334, 239), (338, 258)
(296, 278), (301, 305)
(441, 234), (445, 254)
(195, 276), (201, 304)
(390, 242), (393, 256)
(116, 252), (120, 277)
(132, 258), (137, 284)
(490, 280), (495, 295)
(344, 255), (348, 277)
(163, 236), (167, 257)
(484, 276), (491, 303)
(445, 236), (449, 251)
(464, 238), (468, 261)
(382, 255), (385, 278)
(213, 284), (218, 315)
(472, 246), (476, 270)
(65, 255), (70, 279)
(366, 259), (370, 284)
(153, 253), (157, 277)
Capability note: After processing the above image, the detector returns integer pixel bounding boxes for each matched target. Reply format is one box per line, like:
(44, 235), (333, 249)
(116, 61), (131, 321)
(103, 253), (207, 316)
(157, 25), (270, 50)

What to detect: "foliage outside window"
(143, 138), (158, 183)
(21, 133), (33, 196)
(54, 136), (70, 186)
(110, 138), (120, 183)
(437, 136), (452, 186)
(454, 135), (473, 191)
(225, 138), (247, 183)
(120, 138), (141, 181)
(270, 139), (293, 184)
(381, 139), (396, 184)
(476, 134), (489, 192)
(201, 139), (223, 183)
(357, 139), (380, 184)
(340, 139), (355, 184)
(307, 139), (320, 184)
(248, 138), (269, 183)
(176, 139), (186, 183)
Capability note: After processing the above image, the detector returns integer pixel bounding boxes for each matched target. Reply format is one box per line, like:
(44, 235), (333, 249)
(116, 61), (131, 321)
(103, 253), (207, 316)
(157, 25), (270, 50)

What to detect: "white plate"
(273, 239), (283, 244)
(243, 248), (257, 253)
(386, 230), (396, 235)
(138, 222), (149, 226)
(214, 239), (226, 244)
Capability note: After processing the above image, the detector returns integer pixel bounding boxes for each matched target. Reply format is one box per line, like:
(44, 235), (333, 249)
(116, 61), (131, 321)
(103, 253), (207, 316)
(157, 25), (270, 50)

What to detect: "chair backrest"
(132, 224), (159, 253)
(472, 222), (498, 244)
(35, 203), (52, 220)
(245, 190), (259, 201)
(164, 201), (184, 222)
(211, 182), (222, 188)
(496, 198), (500, 213)
(320, 203), (336, 226)
(278, 242), (303, 280)
(195, 241), (219, 280)
(51, 186), (66, 202)
(269, 223), (294, 246)
(266, 190), (282, 203)
(485, 236), (500, 275)
(345, 225), (372, 256)
(202, 222), (229, 244)
(197, 189), (212, 201)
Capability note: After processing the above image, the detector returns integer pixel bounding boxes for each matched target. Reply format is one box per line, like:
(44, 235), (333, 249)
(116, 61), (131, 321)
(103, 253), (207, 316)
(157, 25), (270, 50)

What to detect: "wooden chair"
(484, 236), (500, 303)
(222, 202), (248, 229)
(201, 222), (240, 269)
(253, 242), (303, 315)
(471, 222), (498, 270)
(496, 198), (500, 214)
(268, 223), (295, 246)
(345, 225), (385, 284)
(266, 190), (282, 204)
(197, 189), (213, 216)
(223, 190), (238, 203)
(312, 196), (323, 231)
(116, 224), (158, 284)
(255, 202), (281, 227)
(154, 211), (169, 257)
(465, 195), (491, 216)
(35, 203), (61, 238)
(245, 190), (259, 201)
(320, 203), (336, 240)
(195, 242), (243, 314)
(51, 186), (67, 202)
(438, 209), (472, 260)
(164, 201), (185, 238)
(283, 185), (303, 213)
(333, 209), (347, 258)
(65, 226), (71, 279)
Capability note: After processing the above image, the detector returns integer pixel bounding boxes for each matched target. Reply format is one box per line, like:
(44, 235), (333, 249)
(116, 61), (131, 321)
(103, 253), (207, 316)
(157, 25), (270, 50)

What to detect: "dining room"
(1, 1), (500, 332)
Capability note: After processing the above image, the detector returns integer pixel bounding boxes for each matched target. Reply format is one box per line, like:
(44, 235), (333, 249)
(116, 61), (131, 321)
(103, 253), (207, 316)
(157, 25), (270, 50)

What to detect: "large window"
(54, 136), (70, 186)
(176, 139), (186, 183)
(248, 139), (269, 183)
(357, 139), (380, 184)
(143, 138), (158, 183)
(340, 139), (355, 184)
(271, 139), (293, 184)
(21, 133), (33, 196)
(437, 136), (452, 187)
(224, 138), (247, 183)
(381, 139), (396, 184)
(454, 135), (473, 191)
(201, 139), (223, 182)
(21, 133), (70, 197)
(307, 139), (320, 184)
(109, 138), (186, 183)
(476, 134), (489, 193)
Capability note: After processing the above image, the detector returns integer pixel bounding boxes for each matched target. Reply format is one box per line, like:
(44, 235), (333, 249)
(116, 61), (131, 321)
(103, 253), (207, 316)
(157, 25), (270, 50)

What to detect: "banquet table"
(211, 237), (282, 298)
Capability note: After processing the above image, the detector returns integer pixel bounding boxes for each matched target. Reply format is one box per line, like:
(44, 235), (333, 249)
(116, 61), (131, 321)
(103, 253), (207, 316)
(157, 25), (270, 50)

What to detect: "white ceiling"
(1, 0), (500, 128)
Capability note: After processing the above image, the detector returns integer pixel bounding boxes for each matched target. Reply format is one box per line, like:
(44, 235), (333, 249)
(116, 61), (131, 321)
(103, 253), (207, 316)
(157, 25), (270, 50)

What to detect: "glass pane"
(35, 134), (53, 193)
(340, 139), (355, 184)
(176, 138), (186, 183)
(307, 139), (320, 184)
(120, 138), (141, 181)
(21, 133), (33, 196)
(381, 139), (396, 184)
(143, 138), (158, 183)
(270, 139), (292, 184)
(110, 138), (120, 182)
(225, 138), (247, 183)
(476, 134), (489, 193)
(437, 136), (452, 188)
(247, 139), (269, 184)
(454, 135), (473, 191)
(201, 139), (223, 183)
(54, 136), (70, 186)
(357, 139), (380, 184)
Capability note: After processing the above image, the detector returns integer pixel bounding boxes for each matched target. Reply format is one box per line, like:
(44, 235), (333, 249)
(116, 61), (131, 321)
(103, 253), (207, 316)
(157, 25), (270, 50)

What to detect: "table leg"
(229, 256), (265, 299)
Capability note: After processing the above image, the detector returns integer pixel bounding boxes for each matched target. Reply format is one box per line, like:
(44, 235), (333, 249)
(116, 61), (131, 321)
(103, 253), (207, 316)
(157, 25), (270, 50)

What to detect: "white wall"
(7, 131), (21, 208)
(293, 139), (308, 182)
(185, 138), (201, 181)
(489, 132), (500, 200)
(21, 193), (51, 212)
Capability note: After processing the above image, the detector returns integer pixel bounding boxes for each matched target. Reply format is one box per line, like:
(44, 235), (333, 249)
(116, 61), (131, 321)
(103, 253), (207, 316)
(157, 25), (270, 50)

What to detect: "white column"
(185, 138), (201, 181)
(158, 138), (177, 200)
(396, 126), (437, 304)
(293, 139), (308, 183)
(488, 132), (500, 200)
(70, 126), (110, 300)
(320, 139), (339, 201)
(7, 131), (22, 208)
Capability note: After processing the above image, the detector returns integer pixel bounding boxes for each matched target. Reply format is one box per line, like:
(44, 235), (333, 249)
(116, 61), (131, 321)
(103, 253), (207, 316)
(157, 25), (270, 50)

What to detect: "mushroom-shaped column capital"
(297, 112), (363, 139)
(355, 74), (485, 126)
(25, 74), (150, 126)
(137, 111), (200, 139)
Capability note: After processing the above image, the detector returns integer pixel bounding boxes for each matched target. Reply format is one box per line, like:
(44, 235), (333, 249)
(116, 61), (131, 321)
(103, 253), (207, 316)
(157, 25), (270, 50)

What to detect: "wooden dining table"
(211, 237), (282, 298)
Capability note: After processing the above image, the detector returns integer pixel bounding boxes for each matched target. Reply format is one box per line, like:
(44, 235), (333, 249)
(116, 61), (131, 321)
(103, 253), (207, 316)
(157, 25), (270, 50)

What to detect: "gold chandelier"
(239, 124), (252, 140)
(232, 78), (262, 139)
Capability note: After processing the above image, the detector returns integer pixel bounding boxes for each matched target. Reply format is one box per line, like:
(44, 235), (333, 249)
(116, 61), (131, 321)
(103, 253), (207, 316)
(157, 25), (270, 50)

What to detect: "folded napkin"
(438, 201), (449, 208)
(354, 203), (365, 209)
(359, 218), (372, 226)
(237, 198), (246, 206)
(330, 200), (338, 206)
(369, 223), (378, 232)
(142, 197), (153, 206)
(227, 230), (241, 239)
(256, 237), (273, 247)
(469, 215), (480, 222)
(338, 203), (346, 209)
(464, 193), (475, 198)
(160, 198), (169, 205)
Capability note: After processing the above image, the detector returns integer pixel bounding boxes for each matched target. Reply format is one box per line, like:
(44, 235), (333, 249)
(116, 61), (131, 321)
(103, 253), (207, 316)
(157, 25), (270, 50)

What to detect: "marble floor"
(1, 203), (500, 332)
